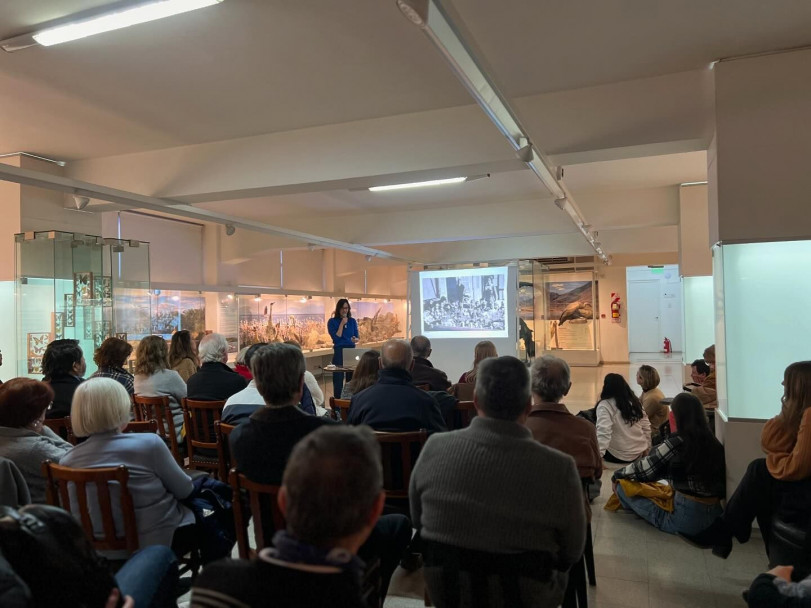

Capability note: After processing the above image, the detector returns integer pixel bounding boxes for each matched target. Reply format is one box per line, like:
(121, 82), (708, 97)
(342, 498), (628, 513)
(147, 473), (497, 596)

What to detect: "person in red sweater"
(681, 361), (811, 557)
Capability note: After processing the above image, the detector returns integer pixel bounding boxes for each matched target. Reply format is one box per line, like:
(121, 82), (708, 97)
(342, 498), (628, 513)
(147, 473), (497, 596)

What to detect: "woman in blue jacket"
(327, 299), (359, 399)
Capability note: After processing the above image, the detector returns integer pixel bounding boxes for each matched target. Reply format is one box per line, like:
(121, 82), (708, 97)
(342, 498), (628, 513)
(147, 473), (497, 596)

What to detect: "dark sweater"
(187, 362), (247, 402)
(411, 357), (451, 392)
(43, 375), (83, 419)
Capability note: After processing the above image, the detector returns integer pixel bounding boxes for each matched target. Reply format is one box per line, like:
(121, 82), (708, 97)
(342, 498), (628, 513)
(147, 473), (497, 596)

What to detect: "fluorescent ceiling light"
(368, 177), (466, 192)
(32, 0), (223, 47)
(680, 180), (709, 186)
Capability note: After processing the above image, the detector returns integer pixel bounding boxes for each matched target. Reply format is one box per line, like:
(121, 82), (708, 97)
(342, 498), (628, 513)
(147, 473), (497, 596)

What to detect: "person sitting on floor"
(611, 392), (725, 535)
(637, 364), (667, 438)
(227, 343), (411, 602)
(683, 358), (711, 390)
(90, 337), (135, 396)
(681, 360), (811, 558)
(186, 333), (246, 401)
(410, 335), (451, 392)
(525, 355), (601, 517)
(596, 373), (651, 464)
(410, 355), (586, 608)
(191, 425), (388, 608)
(686, 345), (717, 409)
(41, 339), (85, 419)
(746, 565), (811, 608)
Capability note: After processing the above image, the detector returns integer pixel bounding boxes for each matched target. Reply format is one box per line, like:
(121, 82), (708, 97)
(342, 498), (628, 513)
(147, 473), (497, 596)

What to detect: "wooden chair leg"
(585, 522), (596, 586)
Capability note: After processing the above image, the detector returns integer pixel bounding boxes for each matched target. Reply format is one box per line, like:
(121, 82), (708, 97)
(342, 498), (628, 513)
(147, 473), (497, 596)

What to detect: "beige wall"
(678, 184), (712, 276)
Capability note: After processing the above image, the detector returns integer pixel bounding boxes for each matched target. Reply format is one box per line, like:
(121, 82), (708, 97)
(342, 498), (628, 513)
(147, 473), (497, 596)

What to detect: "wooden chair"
(215, 421), (237, 482)
(133, 395), (182, 465)
(42, 460), (138, 554)
(229, 469), (284, 559)
(181, 399), (225, 477)
(415, 383), (431, 391)
(449, 382), (474, 401)
(444, 400), (476, 431)
(43, 416), (76, 444)
(122, 420), (159, 434)
(374, 429), (428, 499)
(329, 396), (351, 422)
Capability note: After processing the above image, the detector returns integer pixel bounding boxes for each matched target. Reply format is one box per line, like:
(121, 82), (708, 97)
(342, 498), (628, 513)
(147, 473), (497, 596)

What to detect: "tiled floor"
(383, 357), (769, 608)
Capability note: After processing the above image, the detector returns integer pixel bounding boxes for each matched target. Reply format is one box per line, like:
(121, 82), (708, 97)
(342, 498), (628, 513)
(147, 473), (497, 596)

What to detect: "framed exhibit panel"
(15, 231), (150, 378)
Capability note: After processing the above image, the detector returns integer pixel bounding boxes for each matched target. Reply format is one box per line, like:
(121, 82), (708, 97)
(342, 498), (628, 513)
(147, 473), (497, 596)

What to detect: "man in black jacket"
(187, 333), (246, 401)
(409, 335), (451, 392)
(347, 339), (446, 433)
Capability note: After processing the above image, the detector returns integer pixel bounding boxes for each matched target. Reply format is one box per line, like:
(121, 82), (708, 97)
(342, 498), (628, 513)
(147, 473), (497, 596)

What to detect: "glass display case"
(713, 239), (811, 421)
(15, 231), (150, 378)
(537, 266), (597, 353)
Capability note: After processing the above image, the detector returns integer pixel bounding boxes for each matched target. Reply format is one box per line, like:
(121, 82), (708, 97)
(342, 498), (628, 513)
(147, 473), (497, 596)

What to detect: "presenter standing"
(328, 298), (359, 398)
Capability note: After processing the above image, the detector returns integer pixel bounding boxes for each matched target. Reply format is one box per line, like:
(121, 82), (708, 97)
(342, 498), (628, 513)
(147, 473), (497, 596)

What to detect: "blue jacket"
(327, 317), (358, 348)
(347, 368), (447, 433)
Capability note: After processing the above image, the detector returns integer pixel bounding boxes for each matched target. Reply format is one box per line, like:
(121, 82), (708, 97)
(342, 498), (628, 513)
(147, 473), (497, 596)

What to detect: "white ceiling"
(1, 0), (809, 263)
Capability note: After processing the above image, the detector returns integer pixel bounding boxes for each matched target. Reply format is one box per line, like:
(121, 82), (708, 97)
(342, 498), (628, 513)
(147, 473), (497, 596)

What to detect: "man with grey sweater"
(409, 355), (586, 607)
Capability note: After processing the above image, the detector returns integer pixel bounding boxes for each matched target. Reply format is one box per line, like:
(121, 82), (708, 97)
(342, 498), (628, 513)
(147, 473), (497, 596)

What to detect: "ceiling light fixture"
(2, 0), (223, 52)
(680, 180), (709, 187)
(368, 177), (467, 192)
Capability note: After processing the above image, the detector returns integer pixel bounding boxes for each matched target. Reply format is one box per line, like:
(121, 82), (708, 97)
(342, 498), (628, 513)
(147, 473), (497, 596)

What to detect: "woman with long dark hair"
(611, 392), (725, 534)
(341, 350), (381, 399)
(596, 373), (651, 463)
(327, 298), (359, 398)
(168, 330), (199, 383)
(682, 361), (811, 558)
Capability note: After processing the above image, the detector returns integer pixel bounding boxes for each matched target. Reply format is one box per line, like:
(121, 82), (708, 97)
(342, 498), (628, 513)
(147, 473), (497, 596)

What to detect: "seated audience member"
(0, 379), (72, 502)
(612, 393), (725, 535)
(745, 565), (811, 608)
(228, 343), (410, 601)
(410, 336), (451, 392)
(682, 361), (811, 558)
(526, 356), (601, 514)
(340, 350), (380, 400)
(90, 337), (135, 395)
(186, 333), (246, 401)
(133, 336), (186, 443)
(192, 426), (388, 608)
(41, 339), (85, 419)
(283, 340), (324, 412)
(637, 364), (667, 436)
(168, 330), (200, 383)
(457, 340), (497, 384)
(686, 345), (717, 409)
(61, 378), (197, 554)
(684, 358), (711, 390)
(221, 343), (267, 424)
(596, 373), (651, 463)
(410, 356), (586, 607)
(347, 339), (446, 433)
(233, 347), (252, 381)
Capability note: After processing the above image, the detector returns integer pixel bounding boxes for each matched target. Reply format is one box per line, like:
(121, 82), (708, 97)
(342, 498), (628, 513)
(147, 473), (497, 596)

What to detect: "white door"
(628, 280), (662, 353)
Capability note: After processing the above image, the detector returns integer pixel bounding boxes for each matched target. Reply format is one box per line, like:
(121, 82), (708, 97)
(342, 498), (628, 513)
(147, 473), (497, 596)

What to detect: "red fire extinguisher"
(663, 337), (672, 354)
(610, 293), (621, 322)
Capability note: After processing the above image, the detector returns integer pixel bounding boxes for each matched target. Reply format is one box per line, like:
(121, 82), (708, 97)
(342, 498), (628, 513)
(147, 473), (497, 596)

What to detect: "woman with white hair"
(61, 377), (196, 552)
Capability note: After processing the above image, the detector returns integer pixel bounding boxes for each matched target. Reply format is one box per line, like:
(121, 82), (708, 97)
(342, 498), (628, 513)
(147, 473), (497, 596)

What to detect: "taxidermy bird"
(558, 301), (593, 325)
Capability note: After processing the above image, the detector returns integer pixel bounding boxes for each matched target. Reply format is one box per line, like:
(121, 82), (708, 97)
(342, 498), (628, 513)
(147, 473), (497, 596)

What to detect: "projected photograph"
(420, 267), (509, 338)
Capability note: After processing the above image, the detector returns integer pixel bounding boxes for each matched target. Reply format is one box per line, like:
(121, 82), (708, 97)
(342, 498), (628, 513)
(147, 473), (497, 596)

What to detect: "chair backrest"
(42, 460), (139, 554)
(415, 383), (431, 391)
(329, 396), (351, 421)
(445, 400), (476, 431)
(450, 382), (475, 401)
(215, 421), (237, 481)
(229, 469), (284, 559)
(181, 398), (224, 452)
(133, 395), (182, 465)
(374, 430), (428, 499)
(43, 416), (76, 445)
(122, 420), (159, 434)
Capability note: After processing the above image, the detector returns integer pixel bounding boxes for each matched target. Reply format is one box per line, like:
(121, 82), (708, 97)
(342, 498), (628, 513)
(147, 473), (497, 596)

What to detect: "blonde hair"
(464, 340), (498, 382)
(779, 361), (811, 440)
(71, 377), (131, 437)
(637, 365), (661, 392)
(135, 336), (169, 375)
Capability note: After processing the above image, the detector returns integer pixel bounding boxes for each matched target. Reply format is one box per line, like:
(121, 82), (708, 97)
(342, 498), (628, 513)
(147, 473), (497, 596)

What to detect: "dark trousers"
(724, 458), (811, 547)
(358, 514), (413, 602)
(603, 450), (634, 464)
(332, 346), (353, 398)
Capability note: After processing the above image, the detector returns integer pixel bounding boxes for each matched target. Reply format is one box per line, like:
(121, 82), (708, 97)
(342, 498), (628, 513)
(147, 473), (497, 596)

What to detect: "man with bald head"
(347, 339), (446, 433)
(410, 335), (452, 392)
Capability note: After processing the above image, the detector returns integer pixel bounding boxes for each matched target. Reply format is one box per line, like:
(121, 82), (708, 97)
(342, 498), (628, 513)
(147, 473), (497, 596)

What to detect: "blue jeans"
(115, 545), (178, 608)
(616, 484), (722, 536)
(332, 346), (354, 399)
